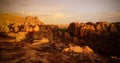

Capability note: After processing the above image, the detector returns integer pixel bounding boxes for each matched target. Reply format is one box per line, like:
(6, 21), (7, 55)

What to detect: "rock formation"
(67, 22), (120, 37)
(0, 13), (120, 63)
(67, 22), (120, 57)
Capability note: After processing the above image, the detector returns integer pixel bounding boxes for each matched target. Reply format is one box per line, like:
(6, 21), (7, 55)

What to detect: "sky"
(0, 0), (120, 24)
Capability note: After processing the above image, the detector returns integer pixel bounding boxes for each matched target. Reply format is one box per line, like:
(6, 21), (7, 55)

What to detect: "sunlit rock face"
(23, 25), (59, 43)
(25, 16), (44, 25)
(67, 22), (120, 56)
(0, 13), (44, 33)
(33, 25), (40, 32)
(62, 43), (94, 54)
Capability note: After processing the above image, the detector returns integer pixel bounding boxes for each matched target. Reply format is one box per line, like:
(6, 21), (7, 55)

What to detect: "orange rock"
(33, 25), (39, 32)
(62, 43), (94, 54)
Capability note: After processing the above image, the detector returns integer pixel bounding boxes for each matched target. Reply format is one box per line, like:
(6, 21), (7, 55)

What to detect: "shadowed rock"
(67, 21), (120, 57)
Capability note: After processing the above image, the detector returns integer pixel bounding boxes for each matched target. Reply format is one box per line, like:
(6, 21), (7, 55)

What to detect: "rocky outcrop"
(67, 22), (120, 37)
(24, 25), (59, 42)
(67, 22), (96, 37)
(67, 22), (120, 57)
(25, 16), (44, 25)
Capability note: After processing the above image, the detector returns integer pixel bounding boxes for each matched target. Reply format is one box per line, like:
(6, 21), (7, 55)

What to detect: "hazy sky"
(0, 0), (120, 24)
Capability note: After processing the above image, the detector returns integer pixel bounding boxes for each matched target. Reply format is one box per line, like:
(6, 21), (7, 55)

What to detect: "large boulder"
(67, 22), (96, 37)
(62, 43), (94, 54)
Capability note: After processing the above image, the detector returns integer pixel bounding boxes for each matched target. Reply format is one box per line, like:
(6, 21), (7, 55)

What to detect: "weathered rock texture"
(63, 43), (94, 54)
(67, 22), (120, 57)
(0, 42), (109, 63)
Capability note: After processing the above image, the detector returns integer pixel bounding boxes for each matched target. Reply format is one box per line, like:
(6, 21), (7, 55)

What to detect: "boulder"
(67, 22), (97, 37)
(62, 43), (94, 54)
(63, 43), (83, 53)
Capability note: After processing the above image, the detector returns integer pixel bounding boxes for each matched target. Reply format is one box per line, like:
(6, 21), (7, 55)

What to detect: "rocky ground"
(0, 22), (120, 63)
